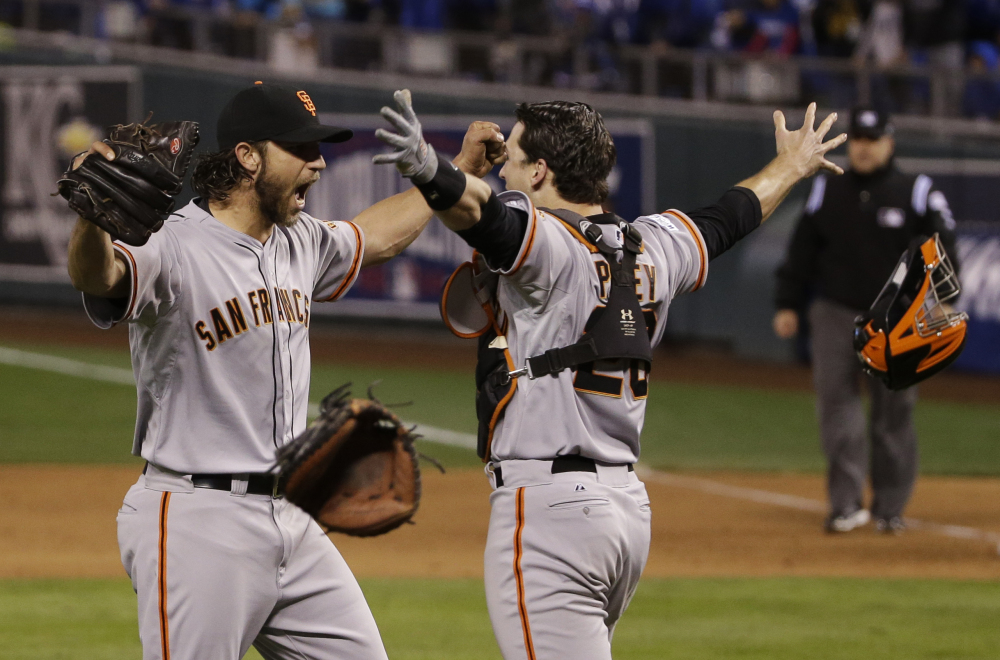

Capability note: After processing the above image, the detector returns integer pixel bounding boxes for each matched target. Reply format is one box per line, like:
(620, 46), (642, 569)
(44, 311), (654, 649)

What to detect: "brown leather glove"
(275, 385), (423, 537)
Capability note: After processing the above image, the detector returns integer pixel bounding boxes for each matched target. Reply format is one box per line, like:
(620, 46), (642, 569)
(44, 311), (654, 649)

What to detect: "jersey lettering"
(257, 289), (274, 324)
(573, 361), (624, 398)
(595, 260), (611, 301)
(194, 320), (217, 351)
(225, 298), (249, 335)
(629, 362), (648, 399)
(247, 290), (262, 327)
(292, 289), (305, 324)
(210, 307), (234, 344)
(642, 264), (656, 302)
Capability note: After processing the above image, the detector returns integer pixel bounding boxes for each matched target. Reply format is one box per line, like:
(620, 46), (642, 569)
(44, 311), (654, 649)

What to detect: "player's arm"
(740, 103), (846, 221)
(677, 103), (845, 264)
(354, 117), (508, 267)
(373, 91), (528, 270)
(351, 187), (431, 267)
(66, 142), (129, 298)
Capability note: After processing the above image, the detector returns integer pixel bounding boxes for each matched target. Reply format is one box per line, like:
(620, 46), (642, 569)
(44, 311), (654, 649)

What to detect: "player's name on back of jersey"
(194, 287), (310, 351)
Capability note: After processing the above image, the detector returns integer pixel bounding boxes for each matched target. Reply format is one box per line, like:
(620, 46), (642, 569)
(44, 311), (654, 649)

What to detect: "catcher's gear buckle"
(501, 361), (533, 385)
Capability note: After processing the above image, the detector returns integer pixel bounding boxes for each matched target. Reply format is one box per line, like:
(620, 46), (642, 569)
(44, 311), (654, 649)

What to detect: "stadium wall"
(0, 39), (997, 369)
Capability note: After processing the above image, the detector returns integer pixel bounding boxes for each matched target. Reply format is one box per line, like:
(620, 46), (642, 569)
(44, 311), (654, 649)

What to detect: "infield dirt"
(3, 307), (999, 582)
(3, 464), (999, 581)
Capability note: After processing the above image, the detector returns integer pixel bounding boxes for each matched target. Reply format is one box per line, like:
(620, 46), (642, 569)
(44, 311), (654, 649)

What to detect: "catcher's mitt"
(275, 385), (423, 537)
(57, 118), (199, 246)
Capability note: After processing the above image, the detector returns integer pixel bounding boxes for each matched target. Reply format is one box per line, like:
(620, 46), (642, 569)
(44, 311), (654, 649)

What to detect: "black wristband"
(415, 161), (467, 211)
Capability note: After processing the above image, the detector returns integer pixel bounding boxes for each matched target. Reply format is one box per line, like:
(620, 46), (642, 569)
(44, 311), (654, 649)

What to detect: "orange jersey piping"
(158, 492), (171, 660)
(322, 221), (364, 302)
(113, 244), (140, 321)
(513, 487), (536, 660)
(664, 209), (707, 291)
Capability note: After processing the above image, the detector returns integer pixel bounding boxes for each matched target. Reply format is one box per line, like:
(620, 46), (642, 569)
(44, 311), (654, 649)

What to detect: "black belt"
(192, 473), (278, 496)
(493, 455), (633, 488)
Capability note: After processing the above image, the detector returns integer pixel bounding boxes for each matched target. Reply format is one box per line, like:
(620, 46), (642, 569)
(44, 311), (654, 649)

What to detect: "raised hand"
(773, 102), (847, 179)
(373, 89), (439, 184)
(453, 121), (507, 178)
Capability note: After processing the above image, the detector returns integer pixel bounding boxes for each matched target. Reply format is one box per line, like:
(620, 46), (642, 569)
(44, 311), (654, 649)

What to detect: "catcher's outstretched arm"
(67, 142), (129, 298)
(737, 103), (846, 222)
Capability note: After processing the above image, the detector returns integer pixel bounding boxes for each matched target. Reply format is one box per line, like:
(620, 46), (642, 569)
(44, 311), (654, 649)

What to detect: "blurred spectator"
(146, 0), (195, 50)
(446, 0), (499, 31)
(269, 4), (319, 71)
(508, 0), (552, 35)
(904, 0), (965, 115)
(811, 0), (863, 58)
(853, 0), (903, 67)
(399, 0), (444, 28)
(966, 0), (1000, 43)
(634, 0), (723, 50)
(722, 0), (801, 56)
(903, 0), (965, 68)
(101, 1), (140, 40)
(964, 41), (1000, 120)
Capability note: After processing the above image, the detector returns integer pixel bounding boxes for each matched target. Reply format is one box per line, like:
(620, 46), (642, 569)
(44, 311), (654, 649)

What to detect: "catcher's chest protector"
(442, 208), (652, 460)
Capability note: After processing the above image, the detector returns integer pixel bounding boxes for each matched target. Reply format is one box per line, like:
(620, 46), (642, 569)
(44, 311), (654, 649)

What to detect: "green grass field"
(3, 341), (1000, 474)
(4, 577), (1000, 660)
(3, 341), (1000, 659)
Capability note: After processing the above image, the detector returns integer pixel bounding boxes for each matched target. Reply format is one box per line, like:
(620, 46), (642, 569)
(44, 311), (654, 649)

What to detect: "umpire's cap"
(217, 81), (353, 150)
(849, 106), (893, 140)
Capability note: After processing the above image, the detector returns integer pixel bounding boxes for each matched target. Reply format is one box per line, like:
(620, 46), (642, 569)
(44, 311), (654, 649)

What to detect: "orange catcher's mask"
(853, 233), (967, 390)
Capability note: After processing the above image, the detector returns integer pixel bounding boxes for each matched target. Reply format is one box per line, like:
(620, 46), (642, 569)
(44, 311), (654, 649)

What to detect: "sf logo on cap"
(297, 91), (316, 116)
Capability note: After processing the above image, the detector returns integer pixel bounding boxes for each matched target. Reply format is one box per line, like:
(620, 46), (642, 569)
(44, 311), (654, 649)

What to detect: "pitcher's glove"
(275, 385), (423, 537)
(57, 119), (199, 246)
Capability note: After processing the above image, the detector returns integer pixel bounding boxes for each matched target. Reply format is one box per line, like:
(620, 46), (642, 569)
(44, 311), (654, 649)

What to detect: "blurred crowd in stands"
(28, 0), (1000, 118)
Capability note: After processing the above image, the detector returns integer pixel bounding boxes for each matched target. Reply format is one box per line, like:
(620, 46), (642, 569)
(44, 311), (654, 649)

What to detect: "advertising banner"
(955, 231), (1000, 374)
(0, 66), (140, 282)
(306, 114), (654, 320)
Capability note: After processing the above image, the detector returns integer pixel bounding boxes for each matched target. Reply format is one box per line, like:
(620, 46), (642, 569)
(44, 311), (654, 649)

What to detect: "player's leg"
(604, 475), (652, 642)
(252, 498), (389, 660)
(484, 469), (649, 660)
(808, 299), (869, 520)
(117, 474), (282, 660)
(867, 378), (919, 523)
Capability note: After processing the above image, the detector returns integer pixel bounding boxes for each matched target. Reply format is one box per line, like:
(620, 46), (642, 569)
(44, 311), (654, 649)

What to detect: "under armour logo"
(621, 309), (633, 322)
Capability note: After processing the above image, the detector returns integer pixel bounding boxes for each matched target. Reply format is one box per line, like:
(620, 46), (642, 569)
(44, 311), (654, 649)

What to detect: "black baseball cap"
(849, 106), (893, 140)
(216, 82), (353, 150)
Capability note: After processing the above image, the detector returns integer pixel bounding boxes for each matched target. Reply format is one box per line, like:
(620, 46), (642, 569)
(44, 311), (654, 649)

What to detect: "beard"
(253, 158), (300, 228)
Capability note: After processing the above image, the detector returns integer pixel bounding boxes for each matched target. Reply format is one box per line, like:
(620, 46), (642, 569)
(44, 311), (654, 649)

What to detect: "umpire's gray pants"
(809, 298), (919, 519)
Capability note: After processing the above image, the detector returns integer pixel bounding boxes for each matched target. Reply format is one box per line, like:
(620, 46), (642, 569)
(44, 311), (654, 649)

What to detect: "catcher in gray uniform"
(375, 94), (847, 659)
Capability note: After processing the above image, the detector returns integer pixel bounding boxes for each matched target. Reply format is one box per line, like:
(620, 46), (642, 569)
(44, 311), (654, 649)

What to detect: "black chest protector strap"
(501, 208), (652, 384)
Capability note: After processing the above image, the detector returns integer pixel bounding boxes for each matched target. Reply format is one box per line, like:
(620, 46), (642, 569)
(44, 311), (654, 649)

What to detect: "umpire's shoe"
(825, 508), (871, 533)
(875, 516), (906, 535)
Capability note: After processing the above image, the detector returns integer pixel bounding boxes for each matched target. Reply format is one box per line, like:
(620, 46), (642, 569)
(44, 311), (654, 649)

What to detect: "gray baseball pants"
(484, 460), (651, 660)
(809, 298), (919, 519)
(117, 465), (389, 660)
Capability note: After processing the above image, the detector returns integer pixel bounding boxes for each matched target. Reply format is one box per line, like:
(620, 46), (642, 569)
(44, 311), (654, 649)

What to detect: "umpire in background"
(773, 107), (958, 534)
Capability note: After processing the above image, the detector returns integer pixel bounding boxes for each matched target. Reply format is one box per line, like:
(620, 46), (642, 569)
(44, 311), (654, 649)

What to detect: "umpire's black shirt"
(775, 161), (958, 312)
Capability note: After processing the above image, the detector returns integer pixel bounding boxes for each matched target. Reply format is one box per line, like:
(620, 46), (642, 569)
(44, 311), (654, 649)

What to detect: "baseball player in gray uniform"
(65, 83), (483, 660)
(375, 96), (847, 659)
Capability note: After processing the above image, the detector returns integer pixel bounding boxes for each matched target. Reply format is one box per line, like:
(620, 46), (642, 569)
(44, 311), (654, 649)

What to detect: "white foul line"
(4, 345), (998, 552)
(0, 345), (135, 385)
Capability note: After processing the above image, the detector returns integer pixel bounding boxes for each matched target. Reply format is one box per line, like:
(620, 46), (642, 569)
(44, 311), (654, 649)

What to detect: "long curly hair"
(190, 141), (268, 202)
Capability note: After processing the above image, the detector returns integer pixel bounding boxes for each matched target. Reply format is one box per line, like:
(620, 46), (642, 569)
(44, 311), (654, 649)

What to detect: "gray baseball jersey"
(83, 199), (364, 474)
(489, 190), (709, 465)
